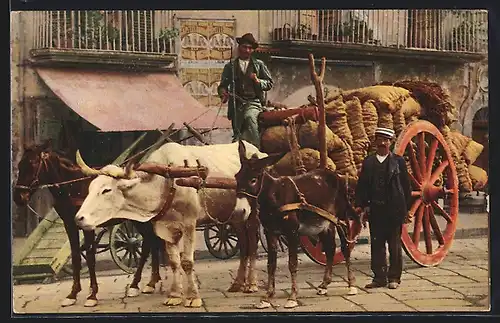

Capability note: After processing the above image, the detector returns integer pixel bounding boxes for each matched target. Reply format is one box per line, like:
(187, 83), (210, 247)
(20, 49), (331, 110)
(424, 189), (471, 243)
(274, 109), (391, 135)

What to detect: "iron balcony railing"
(271, 9), (488, 54)
(31, 10), (177, 54)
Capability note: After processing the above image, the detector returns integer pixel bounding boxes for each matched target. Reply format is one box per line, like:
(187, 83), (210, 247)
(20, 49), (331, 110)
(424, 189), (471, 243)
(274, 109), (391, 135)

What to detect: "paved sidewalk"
(12, 237), (490, 314)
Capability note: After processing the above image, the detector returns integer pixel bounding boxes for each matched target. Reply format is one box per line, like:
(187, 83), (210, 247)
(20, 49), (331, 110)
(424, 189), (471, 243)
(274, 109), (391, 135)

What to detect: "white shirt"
(376, 154), (389, 163)
(239, 59), (249, 74)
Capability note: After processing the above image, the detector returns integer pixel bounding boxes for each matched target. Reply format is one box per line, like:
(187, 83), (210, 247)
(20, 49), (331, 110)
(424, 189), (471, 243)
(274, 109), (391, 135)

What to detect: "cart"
(176, 54), (462, 269)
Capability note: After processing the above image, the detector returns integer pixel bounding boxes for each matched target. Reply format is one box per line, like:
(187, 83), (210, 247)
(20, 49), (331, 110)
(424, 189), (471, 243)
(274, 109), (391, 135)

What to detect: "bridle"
(14, 151), (51, 191)
(14, 151), (91, 191)
(235, 168), (270, 202)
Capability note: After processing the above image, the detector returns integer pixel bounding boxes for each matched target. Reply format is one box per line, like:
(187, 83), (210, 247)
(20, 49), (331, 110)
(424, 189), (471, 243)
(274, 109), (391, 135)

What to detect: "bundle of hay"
(379, 80), (454, 129)
(377, 109), (394, 130)
(324, 96), (354, 147)
(298, 120), (345, 152)
(448, 131), (472, 156)
(328, 138), (358, 178)
(468, 165), (488, 190)
(463, 140), (484, 165)
(345, 97), (370, 171)
(272, 148), (336, 176)
(260, 124), (299, 154)
(401, 96), (423, 122)
(362, 100), (379, 145)
(441, 126), (473, 192)
(392, 108), (406, 138)
(342, 85), (410, 113)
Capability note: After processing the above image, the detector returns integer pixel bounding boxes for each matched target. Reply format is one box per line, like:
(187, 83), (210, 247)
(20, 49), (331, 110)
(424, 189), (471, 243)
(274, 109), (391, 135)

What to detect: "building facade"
(11, 10), (488, 236)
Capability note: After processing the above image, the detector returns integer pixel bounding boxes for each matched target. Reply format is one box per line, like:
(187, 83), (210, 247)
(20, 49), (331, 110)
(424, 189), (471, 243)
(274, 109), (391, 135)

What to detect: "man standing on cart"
(217, 33), (273, 148)
(354, 127), (411, 290)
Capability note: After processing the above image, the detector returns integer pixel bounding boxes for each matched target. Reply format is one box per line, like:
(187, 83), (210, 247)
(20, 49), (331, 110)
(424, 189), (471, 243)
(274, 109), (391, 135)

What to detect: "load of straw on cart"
(260, 71), (487, 193)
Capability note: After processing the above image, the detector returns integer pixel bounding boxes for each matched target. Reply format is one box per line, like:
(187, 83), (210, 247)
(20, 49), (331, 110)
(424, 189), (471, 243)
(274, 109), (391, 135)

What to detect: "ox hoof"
(227, 283), (243, 293)
(127, 287), (141, 297)
(317, 287), (328, 296)
(84, 299), (98, 307)
(243, 284), (259, 293)
(255, 300), (272, 309)
(164, 297), (183, 306)
(184, 298), (203, 308)
(284, 299), (299, 309)
(61, 298), (77, 307)
(141, 285), (155, 294)
(347, 287), (358, 295)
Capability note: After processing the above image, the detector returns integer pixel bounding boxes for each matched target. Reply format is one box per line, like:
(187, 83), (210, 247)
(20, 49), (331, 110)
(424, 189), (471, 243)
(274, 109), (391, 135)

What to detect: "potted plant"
(51, 11), (119, 50)
(273, 23), (293, 40)
(158, 27), (180, 53)
(339, 18), (373, 43)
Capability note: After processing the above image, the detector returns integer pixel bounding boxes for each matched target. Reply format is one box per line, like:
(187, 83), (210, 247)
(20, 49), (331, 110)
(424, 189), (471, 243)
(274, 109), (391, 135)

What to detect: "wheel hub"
(421, 183), (444, 204)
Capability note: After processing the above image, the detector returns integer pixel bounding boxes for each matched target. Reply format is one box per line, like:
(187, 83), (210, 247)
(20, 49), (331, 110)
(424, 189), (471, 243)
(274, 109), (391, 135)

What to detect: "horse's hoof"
(142, 285), (155, 294)
(61, 298), (77, 307)
(347, 287), (358, 295)
(227, 283), (243, 293)
(127, 287), (141, 297)
(164, 297), (183, 306)
(255, 300), (271, 309)
(284, 299), (299, 309)
(317, 287), (328, 295)
(185, 298), (203, 308)
(84, 299), (98, 307)
(244, 284), (259, 293)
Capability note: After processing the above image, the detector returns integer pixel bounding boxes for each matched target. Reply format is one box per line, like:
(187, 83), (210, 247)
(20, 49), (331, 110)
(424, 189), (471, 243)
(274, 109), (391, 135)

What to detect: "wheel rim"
(109, 221), (143, 273)
(204, 224), (239, 259)
(394, 120), (459, 267)
(300, 218), (361, 266)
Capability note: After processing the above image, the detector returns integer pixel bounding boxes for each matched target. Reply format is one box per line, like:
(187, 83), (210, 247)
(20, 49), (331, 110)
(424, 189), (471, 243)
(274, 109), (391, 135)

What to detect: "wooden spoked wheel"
(109, 220), (144, 274)
(300, 218), (362, 266)
(204, 223), (239, 260)
(394, 120), (459, 267)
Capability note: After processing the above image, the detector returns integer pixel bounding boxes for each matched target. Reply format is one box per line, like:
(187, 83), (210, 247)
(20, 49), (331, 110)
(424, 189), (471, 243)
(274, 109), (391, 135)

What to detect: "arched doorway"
(471, 107), (488, 175)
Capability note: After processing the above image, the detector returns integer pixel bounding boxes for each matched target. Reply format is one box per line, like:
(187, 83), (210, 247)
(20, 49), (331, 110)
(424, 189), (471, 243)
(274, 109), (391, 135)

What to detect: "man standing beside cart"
(355, 127), (411, 290)
(217, 33), (273, 148)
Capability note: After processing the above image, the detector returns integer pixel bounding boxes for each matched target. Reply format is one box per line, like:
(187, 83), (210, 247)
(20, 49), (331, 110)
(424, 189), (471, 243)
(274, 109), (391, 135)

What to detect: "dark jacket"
(355, 152), (411, 224)
(217, 57), (273, 120)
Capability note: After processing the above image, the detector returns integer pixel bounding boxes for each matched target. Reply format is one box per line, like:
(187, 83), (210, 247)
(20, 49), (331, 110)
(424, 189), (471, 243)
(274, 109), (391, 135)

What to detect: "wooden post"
(183, 122), (210, 145)
(308, 53), (327, 169)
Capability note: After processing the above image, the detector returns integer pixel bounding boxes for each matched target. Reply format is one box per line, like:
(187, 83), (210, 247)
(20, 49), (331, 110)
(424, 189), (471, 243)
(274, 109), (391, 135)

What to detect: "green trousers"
(231, 98), (263, 148)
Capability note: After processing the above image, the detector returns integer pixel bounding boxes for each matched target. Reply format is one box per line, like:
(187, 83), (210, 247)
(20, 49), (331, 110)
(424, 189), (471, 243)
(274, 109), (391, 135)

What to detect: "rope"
(14, 176), (92, 190)
(198, 180), (235, 226)
(27, 204), (61, 225)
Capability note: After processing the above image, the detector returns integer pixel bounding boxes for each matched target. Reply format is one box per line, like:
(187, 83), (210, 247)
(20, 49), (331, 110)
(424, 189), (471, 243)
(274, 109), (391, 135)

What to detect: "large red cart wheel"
(394, 120), (459, 267)
(300, 218), (362, 266)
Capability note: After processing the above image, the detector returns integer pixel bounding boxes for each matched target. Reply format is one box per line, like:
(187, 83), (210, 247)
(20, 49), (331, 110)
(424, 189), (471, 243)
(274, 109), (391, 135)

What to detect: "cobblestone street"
(13, 237), (490, 314)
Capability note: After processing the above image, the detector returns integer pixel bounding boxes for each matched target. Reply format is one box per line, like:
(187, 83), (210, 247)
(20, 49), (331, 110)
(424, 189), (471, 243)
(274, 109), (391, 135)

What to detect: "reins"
(14, 152), (92, 191)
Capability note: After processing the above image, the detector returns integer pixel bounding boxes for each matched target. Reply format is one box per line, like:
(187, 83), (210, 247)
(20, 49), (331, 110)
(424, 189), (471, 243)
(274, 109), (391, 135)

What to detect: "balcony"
(269, 10), (488, 62)
(29, 10), (178, 70)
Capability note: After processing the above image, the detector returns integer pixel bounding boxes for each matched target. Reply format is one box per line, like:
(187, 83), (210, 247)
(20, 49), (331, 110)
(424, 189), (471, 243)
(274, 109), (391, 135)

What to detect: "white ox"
(75, 141), (266, 308)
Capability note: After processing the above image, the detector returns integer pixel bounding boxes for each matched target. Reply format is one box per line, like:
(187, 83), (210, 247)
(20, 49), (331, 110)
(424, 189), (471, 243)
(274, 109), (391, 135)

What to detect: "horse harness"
(236, 169), (356, 244)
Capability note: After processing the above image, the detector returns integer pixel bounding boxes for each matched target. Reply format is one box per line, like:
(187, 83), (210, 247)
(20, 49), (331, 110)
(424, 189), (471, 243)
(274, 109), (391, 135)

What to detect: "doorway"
(471, 107), (488, 175)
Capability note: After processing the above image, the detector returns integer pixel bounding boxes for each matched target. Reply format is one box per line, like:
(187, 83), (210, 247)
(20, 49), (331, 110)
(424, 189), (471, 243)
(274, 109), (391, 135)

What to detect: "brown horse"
(12, 140), (163, 307)
(232, 140), (361, 309)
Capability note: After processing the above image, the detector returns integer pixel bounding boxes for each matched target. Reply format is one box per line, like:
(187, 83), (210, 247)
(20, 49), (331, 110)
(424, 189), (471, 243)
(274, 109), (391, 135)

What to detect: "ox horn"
(76, 150), (103, 176)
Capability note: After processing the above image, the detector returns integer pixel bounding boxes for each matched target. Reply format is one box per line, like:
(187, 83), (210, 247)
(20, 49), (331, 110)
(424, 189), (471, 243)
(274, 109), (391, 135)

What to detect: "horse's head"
(13, 140), (83, 207)
(232, 140), (284, 222)
(13, 140), (56, 206)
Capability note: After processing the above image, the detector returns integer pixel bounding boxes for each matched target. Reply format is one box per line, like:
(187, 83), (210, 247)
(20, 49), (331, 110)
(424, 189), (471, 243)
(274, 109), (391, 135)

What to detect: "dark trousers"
(368, 206), (403, 284)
